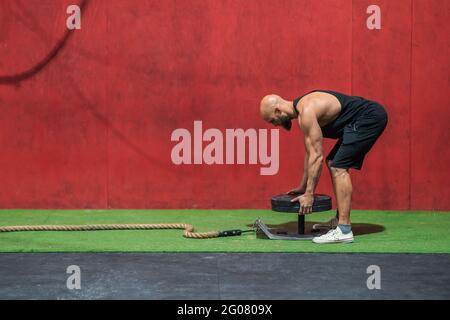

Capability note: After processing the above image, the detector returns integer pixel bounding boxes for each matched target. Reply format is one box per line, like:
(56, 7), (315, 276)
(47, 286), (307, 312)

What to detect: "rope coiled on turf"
(0, 224), (220, 239)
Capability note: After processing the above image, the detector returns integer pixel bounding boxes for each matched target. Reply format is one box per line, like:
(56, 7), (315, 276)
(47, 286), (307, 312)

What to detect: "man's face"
(268, 112), (292, 131)
(279, 113), (292, 131)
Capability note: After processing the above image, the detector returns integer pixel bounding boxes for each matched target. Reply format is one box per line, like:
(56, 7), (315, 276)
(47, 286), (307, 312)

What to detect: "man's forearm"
(305, 154), (323, 194)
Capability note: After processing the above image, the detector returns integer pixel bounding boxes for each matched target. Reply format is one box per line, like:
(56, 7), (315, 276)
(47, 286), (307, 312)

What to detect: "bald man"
(260, 90), (388, 244)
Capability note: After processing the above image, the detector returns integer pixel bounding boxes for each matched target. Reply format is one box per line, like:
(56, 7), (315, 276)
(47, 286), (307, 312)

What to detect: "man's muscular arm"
(291, 105), (324, 214)
(303, 109), (324, 195)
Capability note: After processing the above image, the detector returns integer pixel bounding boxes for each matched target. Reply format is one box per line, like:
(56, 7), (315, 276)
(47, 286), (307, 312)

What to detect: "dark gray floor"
(0, 253), (449, 300)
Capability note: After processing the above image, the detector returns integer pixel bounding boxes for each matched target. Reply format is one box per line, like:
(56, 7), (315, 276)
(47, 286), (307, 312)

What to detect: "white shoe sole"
(312, 238), (354, 244)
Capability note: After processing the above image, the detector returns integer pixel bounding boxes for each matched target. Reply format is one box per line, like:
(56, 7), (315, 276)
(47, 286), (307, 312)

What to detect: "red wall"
(0, 0), (448, 210)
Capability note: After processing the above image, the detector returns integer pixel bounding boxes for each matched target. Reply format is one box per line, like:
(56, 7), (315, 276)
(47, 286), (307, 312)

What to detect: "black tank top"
(293, 90), (373, 139)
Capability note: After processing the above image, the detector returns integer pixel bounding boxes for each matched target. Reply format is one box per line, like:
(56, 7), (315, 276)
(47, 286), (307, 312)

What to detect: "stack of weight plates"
(271, 194), (332, 213)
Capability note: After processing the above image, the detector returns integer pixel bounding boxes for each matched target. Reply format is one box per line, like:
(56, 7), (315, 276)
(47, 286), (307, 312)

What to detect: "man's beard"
(280, 115), (292, 131)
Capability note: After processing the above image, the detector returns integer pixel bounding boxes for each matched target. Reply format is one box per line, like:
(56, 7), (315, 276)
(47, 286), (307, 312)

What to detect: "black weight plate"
(271, 193), (332, 213)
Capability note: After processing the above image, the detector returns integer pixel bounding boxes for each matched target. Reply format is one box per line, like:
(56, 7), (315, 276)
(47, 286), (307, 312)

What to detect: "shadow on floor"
(247, 220), (385, 237)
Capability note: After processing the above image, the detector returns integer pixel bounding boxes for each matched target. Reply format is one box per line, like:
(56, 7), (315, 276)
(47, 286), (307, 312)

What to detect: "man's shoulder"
(298, 91), (327, 108)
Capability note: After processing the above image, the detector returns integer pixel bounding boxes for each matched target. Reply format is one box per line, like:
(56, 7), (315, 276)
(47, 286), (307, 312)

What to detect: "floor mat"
(0, 209), (449, 253)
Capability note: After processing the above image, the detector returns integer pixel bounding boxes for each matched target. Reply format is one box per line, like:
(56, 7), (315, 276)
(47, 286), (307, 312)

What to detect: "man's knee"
(327, 160), (350, 178)
(329, 166), (349, 178)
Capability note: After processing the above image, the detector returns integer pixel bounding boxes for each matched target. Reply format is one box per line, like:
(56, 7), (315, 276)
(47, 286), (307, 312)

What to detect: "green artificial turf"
(0, 209), (449, 253)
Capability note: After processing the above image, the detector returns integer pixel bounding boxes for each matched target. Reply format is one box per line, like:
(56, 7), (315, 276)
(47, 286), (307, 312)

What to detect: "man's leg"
(312, 165), (354, 243)
(312, 160), (339, 231)
(329, 167), (352, 225)
(327, 160), (340, 220)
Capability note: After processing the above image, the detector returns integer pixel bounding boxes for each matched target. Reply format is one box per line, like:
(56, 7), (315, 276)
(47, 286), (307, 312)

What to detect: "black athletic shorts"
(327, 103), (388, 170)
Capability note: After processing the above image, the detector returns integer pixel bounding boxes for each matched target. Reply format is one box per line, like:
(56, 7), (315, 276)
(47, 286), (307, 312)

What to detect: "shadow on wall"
(0, 0), (89, 85)
(0, 0), (168, 169)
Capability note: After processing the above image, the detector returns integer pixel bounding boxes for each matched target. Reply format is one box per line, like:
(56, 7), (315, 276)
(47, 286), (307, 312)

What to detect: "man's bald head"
(259, 94), (294, 131)
(260, 94), (281, 120)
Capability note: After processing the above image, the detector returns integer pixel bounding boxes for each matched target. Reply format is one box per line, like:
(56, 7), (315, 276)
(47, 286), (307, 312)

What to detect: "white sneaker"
(312, 217), (338, 231)
(312, 227), (354, 244)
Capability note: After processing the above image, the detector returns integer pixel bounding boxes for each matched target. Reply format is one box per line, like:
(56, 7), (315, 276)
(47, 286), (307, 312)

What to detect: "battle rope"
(0, 223), (255, 239)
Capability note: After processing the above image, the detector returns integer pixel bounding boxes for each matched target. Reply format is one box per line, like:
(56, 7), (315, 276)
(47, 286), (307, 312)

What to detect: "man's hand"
(299, 103), (323, 197)
(291, 193), (314, 215)
(286, 185), (306, 195)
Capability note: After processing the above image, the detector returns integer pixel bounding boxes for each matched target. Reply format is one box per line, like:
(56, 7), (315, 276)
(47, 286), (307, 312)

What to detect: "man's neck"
(283, 100), (298, 119)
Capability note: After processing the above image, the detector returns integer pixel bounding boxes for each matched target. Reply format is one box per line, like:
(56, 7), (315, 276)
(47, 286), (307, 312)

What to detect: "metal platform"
(255, 217), (326, 240)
